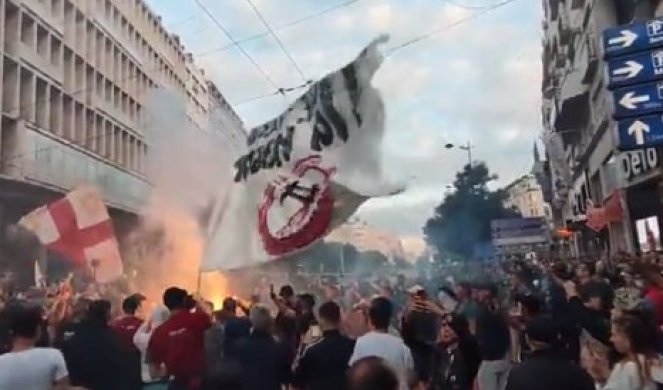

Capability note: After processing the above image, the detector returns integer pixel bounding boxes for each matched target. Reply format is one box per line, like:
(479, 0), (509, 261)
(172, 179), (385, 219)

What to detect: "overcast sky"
(147, 0), (542, 239)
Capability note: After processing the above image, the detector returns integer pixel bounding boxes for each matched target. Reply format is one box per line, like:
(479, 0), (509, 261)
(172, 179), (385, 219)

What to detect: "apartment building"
(541, 0), (663, 256)
(0, 0), (244, 224)
(504, 173), (552, 220)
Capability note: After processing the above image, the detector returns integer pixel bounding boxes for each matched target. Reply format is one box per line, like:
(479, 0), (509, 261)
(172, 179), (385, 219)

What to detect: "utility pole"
(445, 141), (474, 166)
(465, 141), (473, 166)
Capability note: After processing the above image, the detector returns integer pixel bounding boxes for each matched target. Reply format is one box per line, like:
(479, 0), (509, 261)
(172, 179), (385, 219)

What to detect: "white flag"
(202, 36), (402, 271)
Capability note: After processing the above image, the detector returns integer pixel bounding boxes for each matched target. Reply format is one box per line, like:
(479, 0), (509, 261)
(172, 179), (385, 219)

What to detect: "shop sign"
(619, 147), (659, 181)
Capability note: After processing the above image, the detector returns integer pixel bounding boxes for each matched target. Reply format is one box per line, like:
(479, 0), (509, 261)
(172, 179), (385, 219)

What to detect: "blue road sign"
(613, 81), (663, 118)
(604, 17), (663, 58)
(618, 115), (663, 150)
(608, 49), (663, 88)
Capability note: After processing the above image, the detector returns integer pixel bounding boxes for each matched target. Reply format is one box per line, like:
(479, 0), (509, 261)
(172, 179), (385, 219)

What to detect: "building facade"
(0, 0), (244, 228)
(504, 173), (552, 220)
(541, 0), (663, 256)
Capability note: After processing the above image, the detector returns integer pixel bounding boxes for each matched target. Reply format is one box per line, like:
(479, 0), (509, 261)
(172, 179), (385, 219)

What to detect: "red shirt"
(111, 315), (143, 352)
(645, 286), (663, 326)
(147, 309), (211, 379)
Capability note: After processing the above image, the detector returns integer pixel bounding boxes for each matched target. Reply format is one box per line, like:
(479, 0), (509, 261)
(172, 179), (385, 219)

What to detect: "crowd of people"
(2, 255), (663, 389)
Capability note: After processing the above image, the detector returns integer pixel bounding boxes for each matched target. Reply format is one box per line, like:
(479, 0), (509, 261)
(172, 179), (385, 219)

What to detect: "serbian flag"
(19, 185), (123, 283)
(201, 35), (403, 271)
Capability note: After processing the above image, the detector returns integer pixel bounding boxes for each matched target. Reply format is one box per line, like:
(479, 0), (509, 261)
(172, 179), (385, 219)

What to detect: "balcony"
(581, 35), (599, 85)
(11, 127), (149, 212)
(555, 91), (590, 134)
(23, 0), (65, 36)
(95, 97), (135, 131)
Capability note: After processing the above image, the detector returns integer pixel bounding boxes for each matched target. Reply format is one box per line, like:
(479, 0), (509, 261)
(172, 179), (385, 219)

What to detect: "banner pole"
(196, 268), (202, 294)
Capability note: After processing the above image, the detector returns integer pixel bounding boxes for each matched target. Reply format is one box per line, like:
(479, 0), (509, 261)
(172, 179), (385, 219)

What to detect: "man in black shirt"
(475, 284), (511, 390)
(505, 316), (594, 390)
(60, 300), (129, 390)
(292, 301), (355, 390)
(273, 284), (299, 360)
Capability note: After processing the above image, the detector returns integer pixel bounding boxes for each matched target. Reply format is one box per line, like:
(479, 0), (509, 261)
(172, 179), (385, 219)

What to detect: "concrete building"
(541, 0), (663, 256)
(326, 222), (407, 260)
(0, 0), (243, 228)
(504, 173), (552, 220)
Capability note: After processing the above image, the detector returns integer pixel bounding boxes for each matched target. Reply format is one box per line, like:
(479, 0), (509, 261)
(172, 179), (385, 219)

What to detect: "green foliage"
(423, 162), (520, 260)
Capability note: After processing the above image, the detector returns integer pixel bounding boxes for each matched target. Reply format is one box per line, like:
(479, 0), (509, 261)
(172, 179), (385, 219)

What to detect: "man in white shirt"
(0, 304), (81, 390)
(349, 296), (415, 390)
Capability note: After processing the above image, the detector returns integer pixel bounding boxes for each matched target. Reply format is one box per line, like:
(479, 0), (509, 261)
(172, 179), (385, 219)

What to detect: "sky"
(146, 0), (543, 239)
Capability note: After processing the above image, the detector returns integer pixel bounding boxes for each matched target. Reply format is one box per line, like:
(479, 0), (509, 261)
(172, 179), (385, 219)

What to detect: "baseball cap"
(407, 285), (425, 294)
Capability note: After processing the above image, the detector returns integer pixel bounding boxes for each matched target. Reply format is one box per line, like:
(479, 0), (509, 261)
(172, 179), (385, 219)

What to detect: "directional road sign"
(607, 49), (663, 88)
(613, 81), (663, 118)
(617, 114), (663, 150)
(604, 17), (663, 58)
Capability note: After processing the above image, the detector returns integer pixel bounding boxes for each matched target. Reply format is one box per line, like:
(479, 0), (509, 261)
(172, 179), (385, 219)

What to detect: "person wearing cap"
(505, 316), (595, 390)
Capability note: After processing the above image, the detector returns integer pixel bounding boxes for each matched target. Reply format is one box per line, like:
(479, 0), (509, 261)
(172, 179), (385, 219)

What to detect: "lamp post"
(445, 141), (474, 166)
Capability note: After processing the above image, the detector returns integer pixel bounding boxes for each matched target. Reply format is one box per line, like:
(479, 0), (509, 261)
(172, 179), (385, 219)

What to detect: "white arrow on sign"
(620, 91), (650, 110)
(608, 30), (638, 48)
(613, 60), (644, 79)
(628, 120), (650, 145)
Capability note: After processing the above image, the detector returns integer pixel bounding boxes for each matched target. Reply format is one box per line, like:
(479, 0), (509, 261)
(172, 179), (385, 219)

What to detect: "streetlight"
(445, 141), (474, 166)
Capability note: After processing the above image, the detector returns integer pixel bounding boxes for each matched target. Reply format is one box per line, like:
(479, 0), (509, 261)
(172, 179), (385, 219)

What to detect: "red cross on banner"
(19, 185), (123, 284)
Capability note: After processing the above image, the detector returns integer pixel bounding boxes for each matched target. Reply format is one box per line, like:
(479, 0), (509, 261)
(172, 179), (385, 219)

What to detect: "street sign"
(617, 114), (663, 149)
(603, 17), (663, 58)
(607, 49), (663, 88)
(613, 81), (663, 118)
(491, 218), (549, 247)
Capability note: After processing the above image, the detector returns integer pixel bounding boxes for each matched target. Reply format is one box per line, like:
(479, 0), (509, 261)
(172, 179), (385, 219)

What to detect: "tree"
(423, 162), (520, 260)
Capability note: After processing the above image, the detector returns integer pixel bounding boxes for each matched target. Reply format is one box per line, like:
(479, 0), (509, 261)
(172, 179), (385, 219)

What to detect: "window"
(74, 102), (84, 144)
(19, 67), (35, 121)
(51, 0), (62, 17)
(114, 86), (121, 109)
(104, 79), (112, 102)
(75, 56), (84, 90)
(36, 24), (48, 56)
(96, 73), (103, 98)
(35, 78), (48, 129)
(104, 120), (113, 158)
(50, 36), (61, 66)
(614, 1), (635, 24)
(95, 114), (104, 154)
(62, 96), (73, 140)
(86, 108), (96, 150)
(21, 14), (35, 46)
(49, 85), (62, 134)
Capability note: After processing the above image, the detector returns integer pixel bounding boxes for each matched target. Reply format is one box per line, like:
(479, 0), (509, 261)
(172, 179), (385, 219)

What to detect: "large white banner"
(202, 36), (402, 271)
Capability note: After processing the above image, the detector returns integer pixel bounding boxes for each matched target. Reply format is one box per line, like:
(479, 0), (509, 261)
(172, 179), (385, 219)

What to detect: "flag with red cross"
(19, 185), (123, 284)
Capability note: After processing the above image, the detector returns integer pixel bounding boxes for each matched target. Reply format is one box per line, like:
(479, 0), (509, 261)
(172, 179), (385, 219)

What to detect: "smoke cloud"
(127, 88), (244, 308)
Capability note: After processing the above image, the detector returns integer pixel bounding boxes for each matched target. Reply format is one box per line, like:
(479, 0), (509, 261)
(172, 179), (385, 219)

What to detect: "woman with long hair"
(597, 312), (663, 389)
